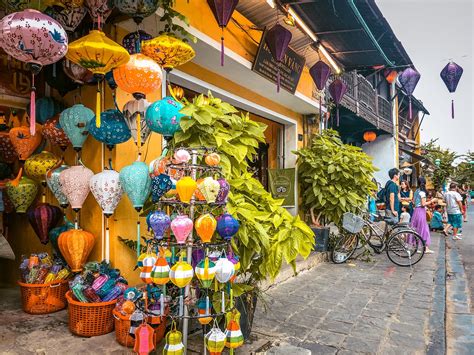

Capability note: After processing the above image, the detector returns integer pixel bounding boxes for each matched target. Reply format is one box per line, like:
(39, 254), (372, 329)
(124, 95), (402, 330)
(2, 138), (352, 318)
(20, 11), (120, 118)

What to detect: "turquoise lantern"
(59, 104), (95, 152)
(145, 96), (184, 141)
(27, 97), (65, 125)
(119, 161), (151, 212)
(89, 109), (131, 150)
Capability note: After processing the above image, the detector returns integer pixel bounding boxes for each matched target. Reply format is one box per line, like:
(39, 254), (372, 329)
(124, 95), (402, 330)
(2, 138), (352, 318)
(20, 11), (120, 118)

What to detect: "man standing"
(444, 182), (463, 240)
(385, 168), (400, 223)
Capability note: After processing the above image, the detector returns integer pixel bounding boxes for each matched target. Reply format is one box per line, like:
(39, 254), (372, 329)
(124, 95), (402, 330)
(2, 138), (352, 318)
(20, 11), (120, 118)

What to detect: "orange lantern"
(9, 125), (43, 161)
(195, 213), (217, 243)
(205, 153), (221, 166)
(363, 131), (377, 143)
(194, 178), (206, 201)
(58, 229), (95, 272)
(384, 69), (398, 84)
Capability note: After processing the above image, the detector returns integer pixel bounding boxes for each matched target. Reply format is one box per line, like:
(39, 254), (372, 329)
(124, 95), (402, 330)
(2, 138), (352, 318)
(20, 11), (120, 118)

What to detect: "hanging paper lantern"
(206, 325), (226, 355)
(42, 114), (71, 151)
(24, 151), (61, 183)
(198, 177), (220, 204)
(205, 152), (221, 166)
(328, 78), (348, 126)
(59, 165), (94, 212)
(174, 149), (191, 163)
(440, 61), (463, 119)
(146, 97), (185, 141)
(384, 69), (398, 84)
(66, 30), (130, 127)
(398, 67), (421, 120)
(163, 327), (185, 355)
(88, 109), (131, 150)
(363, 131), (377, 143)
(122, 98), (151, 148)
(216, 213), (239, 241)
(225, 309), (244, 349)
(9, 126), (43, 161)
(151, 173), (173, 203)
(115, 0), (159, 24)
(195, 257), (216, 288)
(59, 104), (95, 151)
(146, 210), (171, 239)
(170, 215), (193, 244)
(169, 259), (194, 288)
(0, 132), (18, 163)
(84, 0), (113, 25)
(63, 59), (96, 85)
(0, 9), (68, 135)
(151, 250), (170, 285)
(176, 176), (197, 204)
(137, 251), (157, 270)
(216, 178), (230, 204)
(215, 257), (235, 283)
(105, 71), (118, 90)
(309, 60), (331, 118)
(149, 156), (169, 177)
(58, 229), (95, 272)
(194, 179), (206, 201)
(6, 176), (38, 213)
(46, 164), (70, 208)
(49, 218), (74, 257)
(140, 254), (157, 284)
(89, 169), (123, 217)
(27, 203), (63, 244)
(50, 5), (87, 33)
(195, 213), (217, 243)
(141, 35), (195, 71)
(119, 161), (151, 212)
(43, 61), (79, 97)
(122, 30), (152, 55)
(197, 297), (213, 325)
(264, 24), (292, 92)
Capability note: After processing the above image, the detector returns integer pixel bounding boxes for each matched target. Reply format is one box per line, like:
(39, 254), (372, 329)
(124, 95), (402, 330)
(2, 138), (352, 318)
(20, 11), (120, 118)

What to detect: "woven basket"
(66, 291), (117, 337)
(113, 309), (167, 348)
(18, 280), (69, 314)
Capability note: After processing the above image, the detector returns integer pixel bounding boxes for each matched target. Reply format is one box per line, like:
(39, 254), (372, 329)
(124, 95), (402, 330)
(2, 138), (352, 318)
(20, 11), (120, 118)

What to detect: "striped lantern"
(205, 326), (226, 355)
(225, 309), (244, 348)
(140, 254), (157, 284)
(195, 257), (216, 288)
(197, 297), (213, 325)
(169, 259), (193, 288)
(137, 251), (157, 270)
(151, 253), (170, 285)
(215, 257), (235, 283)
(163, 327), (185, 355)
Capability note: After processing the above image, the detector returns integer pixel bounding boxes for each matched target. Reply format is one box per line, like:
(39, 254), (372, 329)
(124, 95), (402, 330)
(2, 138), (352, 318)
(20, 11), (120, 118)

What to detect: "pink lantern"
(174, 149), (191, 163)
(171, 215), (193, 244)
(89, 169), (123, 217)
(59, 165), (94, 212)
(0, 10), (68, 135)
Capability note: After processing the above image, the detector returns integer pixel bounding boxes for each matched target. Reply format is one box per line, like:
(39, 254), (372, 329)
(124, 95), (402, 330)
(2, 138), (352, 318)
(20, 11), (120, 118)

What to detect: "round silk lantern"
(122, 30), (152, 54)
(195, 257), (216, 288)
(46, 164), (70, 208)
(151, 173), (173, 203)
(174, 149), (191, 163)
(115, 0), (159, 24)
(0, 9), (68, 135)
(170, 215), (193, 244)
(206, 325), (226, 354)
(6, 177), (38, 213)
(215, 257), (235, 283)
(58, 229), (95, 272)
(140, 254), (157, 284)
(205, 153), (220, 166)
(195, 213), (217, 244)
(59, 165), (94, 211)
(89, 169), (123, 217)
(27, 203), (63, 244)
(225, 309), (244, 349)
(62, 59), (96, 85)
(9, 126), (43, 161)
(216, 178), (230, 204)
(50, 5), (87, 33)
(142, 34), (195, 71)
(59, 104), (95, 151)
(0, 132), (18, 163)
(198, 177), (220, 204)
(123, 98), (151, 148)
(42, 114), (71, 150)
(170, 259), (194, 288)
(146, 210), (171, 239)
(216, 213), (239, 241)
(197, 297), (213, 325)
(119, 161), (151, 212)
(176, 176), (197, 204)
(24, 151), (61, 183)
(163, 327), (185, 355)
(151, 250), (170, 285)
(146, 96), (184, 140)
(363, 131), (377, 143)
(88, 109), (131, 150)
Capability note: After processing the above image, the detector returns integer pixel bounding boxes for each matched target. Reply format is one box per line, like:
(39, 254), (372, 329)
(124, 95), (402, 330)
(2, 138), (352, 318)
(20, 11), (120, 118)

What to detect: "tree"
(453, 152), (474, 186)
(421, 139), (458, 189)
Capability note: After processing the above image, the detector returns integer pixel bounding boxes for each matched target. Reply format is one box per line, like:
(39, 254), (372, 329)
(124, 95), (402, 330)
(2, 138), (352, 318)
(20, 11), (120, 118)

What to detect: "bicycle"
(331, 211), (426, 267)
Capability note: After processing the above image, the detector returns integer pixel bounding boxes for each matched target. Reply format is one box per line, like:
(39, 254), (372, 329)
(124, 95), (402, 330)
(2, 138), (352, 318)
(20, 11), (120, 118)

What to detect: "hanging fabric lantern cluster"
(440, 61), (463, 119)
(89, 169), (123, 217)
(59, 165), (94, 212)
(88, 109), (131, 150)
(46, 164), (70, 208)
(60, 104), (95, 152)
(120, 161), (151, 212)
(264, 24), (292, 93)
(141, 34), (195, 72)
(146, 96), (185, 141)
(27, 203), (63, 244)
(309, 60), (331, 118)
(328, 78), (348, 126)
(398, 67), (421, 120)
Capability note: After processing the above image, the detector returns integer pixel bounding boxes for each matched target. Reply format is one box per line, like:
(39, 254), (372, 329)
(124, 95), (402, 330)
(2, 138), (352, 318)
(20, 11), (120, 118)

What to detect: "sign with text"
(252, 30), (305, 94)
(268, 168), (296, 207)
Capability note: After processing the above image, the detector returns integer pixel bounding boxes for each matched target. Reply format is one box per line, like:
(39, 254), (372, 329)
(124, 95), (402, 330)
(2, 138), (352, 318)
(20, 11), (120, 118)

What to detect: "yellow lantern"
(66, 30), (130, 127)
(24, 151), (61, 183)
(195, 213), (217, 244)
(163, 323), (185, 355)
(141, 34), (195, 71)
(169, 259), (193, 288)
(176, 176), (197, 204)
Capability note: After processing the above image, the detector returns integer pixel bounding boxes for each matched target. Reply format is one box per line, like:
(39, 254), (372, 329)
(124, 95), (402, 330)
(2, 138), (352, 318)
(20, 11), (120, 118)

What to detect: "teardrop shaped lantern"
(169, 259), (194, 288)
(27, 203), (63, 244)
(46, 164), (70, 208)
(328, 78), (348, 126)
(264, 24), (292, 92)
(141, 34), (195, 71)
(0, 9), (68, 135)
(398, 67), (421, 120)
(123, 98), (151, 148)
(119, 161), (151, 212)
(59, 104), (95, 151)
(309, 60), (332, 118)
(146, 96), (185, 141)
(195, 257), (216, 288)
(198, 177), (221, 204)
(440, 61), (463, 119)
(216, 178), (230, 204)
(59, 165), (94, 212)
(24, 151), (61, 183)
(0, 132), (18, 163)
(9, 126), (43, 161)
(42, 114), (71, 151)
(215, 256), (235, 283)
(170, 215), (193, 244)
(216, 213), (240, 241)
(146, 210), (171, 240)
(122, 30), (152, 55)
(58, 229), (95, 272)
(89, 169), (123, 217)
(115, 0), (159, 24)
(176, 176), (197, 204)
(88, 109), (131, 150)
(225, 309), (244, 349)
(195, 213), (217, 243)
(151, 173), (173, 203)
(6, 176), (39, 213)
(151, 249), (170, 285)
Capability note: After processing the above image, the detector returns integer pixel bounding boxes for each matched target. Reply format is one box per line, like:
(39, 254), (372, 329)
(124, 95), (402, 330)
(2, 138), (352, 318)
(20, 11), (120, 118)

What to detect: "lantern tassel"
(451, 99), (454, 119)
(408, 96), (412, 120)
(137, 220), (141, 258)
(96, 85), (101, 128)
(136, 112), (141, 148)
(221, 35), (225, 67)
(336, 106), (340, 126)
(30, 74), (36, 136)
(319, 96), (322, 121)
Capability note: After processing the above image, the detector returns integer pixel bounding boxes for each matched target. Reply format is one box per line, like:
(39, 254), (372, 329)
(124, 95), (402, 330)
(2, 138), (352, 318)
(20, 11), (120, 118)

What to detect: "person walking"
(399, 180), (413, 216)
(460, 184), (468, 222)
(444, 182), (464, 240)
(385, 168), (400, 224)
(411, 176), (435, 254)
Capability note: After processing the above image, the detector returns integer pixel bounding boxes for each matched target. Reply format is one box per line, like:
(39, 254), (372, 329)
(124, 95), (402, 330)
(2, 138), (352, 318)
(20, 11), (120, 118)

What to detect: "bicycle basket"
(342, 213), (365, 234)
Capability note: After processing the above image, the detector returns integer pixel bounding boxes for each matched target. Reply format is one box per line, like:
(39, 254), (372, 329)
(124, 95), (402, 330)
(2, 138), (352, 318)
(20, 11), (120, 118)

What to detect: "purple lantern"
(440, 61), (463, 119)
(151, 173), (173, 203)
(146, 210), (171, 240)
(207, 0), (239, 66)
(264, 24), (292, 93)
(27, 203), (63, 244)
(398, 68), (421, 120)
(310, 61), (332, 118)
(328, 78), (348, 126)
(122, 30), (152, 54)
(216, 213), (240, 241)
(216, 178), (230, 203)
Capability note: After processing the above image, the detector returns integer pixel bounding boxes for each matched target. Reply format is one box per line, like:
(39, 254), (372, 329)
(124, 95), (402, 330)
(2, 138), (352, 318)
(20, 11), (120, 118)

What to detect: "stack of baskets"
(18, 280), (69, 314)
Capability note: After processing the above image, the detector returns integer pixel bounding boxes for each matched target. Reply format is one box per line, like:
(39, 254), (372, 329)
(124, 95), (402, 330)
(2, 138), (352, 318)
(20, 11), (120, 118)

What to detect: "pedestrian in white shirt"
(443, 182), (464, 240)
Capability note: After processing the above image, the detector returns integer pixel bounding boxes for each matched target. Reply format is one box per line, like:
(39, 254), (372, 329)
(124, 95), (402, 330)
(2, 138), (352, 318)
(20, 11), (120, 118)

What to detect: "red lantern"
(384, 69), (398, 84)
(363, 131), (377, 143)
(42, 114), (71, 151)
(27, 203), (63, 244)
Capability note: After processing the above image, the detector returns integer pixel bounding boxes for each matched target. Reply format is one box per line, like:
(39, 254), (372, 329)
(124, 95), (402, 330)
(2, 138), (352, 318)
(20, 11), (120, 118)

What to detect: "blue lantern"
(27, 97), (65, 125)
(89, 109), (131, 150)
(151, 173), (173, 203)
(216, 213), (240, 241)
(122, 30), (152, 54)
(105, 71), (118, 90)
(147, 210), (171, 240)
(60, 104), (95, 151)
(119, 161), (151, 212)
(145, 96), (184, 140)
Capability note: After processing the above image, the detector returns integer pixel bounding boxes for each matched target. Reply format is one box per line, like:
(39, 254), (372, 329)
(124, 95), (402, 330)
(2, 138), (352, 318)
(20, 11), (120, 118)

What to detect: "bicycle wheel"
(386, 230), (425, 266)
(331, 232), (358, 264)
(362, 223), (384, 254)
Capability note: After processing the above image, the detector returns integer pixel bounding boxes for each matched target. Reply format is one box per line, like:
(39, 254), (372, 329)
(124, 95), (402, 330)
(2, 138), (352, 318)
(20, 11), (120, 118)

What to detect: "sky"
(377, 0), (473, 154)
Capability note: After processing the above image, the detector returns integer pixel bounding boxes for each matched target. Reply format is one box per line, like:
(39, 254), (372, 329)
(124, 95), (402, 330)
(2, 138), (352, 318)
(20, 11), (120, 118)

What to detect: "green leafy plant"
(421, 139), (459, 189)
(453, 152), (474, 186)
(294, 129), (377, 225)
(159, 0), (197, 43)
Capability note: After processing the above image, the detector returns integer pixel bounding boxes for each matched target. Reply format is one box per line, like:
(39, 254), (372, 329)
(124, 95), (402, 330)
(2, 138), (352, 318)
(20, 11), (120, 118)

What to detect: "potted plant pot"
(310, 207), (329, 252)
